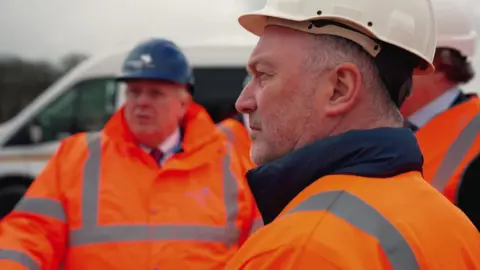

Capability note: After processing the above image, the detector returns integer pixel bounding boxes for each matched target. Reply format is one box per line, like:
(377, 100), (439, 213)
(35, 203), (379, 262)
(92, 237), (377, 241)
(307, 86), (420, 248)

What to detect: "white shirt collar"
(159, 127), (181, 155)
(141, 128), (181, 165)
(242, 113), (252, 134)
(408, 87), (460, 128)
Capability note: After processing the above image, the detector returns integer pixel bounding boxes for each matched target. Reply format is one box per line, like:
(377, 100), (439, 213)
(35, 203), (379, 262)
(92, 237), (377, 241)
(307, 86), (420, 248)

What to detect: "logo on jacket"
(185, 188), (211, 207)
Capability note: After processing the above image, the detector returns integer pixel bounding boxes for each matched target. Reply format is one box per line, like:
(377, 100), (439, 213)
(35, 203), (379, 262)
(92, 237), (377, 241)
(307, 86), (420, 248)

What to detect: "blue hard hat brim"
(116, 71), (194, 93)
(116, 70), (178, 82)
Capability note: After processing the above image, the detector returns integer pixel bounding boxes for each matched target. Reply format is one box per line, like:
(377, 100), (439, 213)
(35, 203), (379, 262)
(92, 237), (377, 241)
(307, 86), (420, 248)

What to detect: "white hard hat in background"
(432, 0), (478, 57)
(237, 0), (438, 75)
(233, 0), (267, 14)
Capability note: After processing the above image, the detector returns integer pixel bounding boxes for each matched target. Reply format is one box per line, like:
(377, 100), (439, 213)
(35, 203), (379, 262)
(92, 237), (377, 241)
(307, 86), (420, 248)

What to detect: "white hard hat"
(237, 0), (438, 75)
(433, 0), (478, 57)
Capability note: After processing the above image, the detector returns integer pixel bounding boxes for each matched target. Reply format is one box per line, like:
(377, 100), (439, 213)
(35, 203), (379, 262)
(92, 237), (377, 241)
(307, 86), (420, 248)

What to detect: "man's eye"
(150, 90), (164, 96)
(258, 73), (271, 85)
(128, 89), (140, 96)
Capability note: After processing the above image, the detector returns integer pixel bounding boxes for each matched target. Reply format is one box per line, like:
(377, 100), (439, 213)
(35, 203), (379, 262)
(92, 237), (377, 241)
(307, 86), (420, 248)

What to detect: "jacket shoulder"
(53, 132), (100, 165)
(229, 215), (347, 269)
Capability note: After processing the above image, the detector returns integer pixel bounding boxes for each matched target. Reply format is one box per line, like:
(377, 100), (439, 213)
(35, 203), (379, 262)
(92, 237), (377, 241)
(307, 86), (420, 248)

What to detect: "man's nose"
(136, 92), (152, 105)
(235, 85), (257, 114)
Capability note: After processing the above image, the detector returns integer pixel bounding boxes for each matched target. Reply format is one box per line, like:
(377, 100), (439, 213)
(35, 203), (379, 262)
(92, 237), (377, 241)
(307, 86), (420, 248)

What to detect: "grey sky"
(0, 0), (252, 61)
(0, 0), (479, 92)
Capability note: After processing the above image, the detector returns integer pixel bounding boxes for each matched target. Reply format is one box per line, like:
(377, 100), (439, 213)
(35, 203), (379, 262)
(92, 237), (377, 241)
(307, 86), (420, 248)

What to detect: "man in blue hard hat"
(118, 38), (195, 152)
(0, 38), (260, 270)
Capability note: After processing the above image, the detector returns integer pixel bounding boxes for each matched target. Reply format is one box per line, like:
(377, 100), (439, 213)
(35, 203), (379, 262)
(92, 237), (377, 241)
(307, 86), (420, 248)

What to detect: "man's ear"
(432, 71), (448, 83)
(179, 86), (192, 105)
(324, 63), (361, 116)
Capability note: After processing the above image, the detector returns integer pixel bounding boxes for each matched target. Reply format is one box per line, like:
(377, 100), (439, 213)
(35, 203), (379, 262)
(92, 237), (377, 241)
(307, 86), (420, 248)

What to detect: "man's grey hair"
(304, 34), (403, 125)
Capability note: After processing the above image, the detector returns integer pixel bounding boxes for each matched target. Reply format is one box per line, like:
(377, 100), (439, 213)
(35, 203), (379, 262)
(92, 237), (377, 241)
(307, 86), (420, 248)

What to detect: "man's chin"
(250, 145), (268, 165)
(132, 128), (157, 140)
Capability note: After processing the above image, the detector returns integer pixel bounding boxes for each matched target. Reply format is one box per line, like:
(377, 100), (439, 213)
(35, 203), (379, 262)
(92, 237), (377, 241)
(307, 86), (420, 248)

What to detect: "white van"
(0, 38), (256, 217)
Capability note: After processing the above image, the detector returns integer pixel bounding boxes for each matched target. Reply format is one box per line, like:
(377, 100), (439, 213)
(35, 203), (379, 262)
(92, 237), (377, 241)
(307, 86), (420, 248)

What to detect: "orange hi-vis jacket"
(415, 96), (479, 204)
(217, 117), (253, 167)
(217, 117), (263, 233)
(0, 103), (260, 270)
(225, 128), (480, 270)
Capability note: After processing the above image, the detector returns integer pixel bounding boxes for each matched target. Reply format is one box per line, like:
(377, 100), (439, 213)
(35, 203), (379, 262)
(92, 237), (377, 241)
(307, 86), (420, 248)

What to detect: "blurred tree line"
(0, 53), (88, 123)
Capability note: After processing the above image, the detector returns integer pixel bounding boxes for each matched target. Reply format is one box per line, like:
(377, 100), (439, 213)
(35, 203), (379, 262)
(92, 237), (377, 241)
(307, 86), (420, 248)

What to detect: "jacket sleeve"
(0, 141), (70, 270)
(225, 138), (264, 246)
(246, 209), (263, 237)
(236, 148), (263, 239)
(232, 244), (341, 270)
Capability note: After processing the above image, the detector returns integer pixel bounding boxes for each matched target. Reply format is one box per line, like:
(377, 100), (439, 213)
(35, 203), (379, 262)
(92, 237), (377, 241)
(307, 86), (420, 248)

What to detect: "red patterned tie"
(150, 148), (164, 166)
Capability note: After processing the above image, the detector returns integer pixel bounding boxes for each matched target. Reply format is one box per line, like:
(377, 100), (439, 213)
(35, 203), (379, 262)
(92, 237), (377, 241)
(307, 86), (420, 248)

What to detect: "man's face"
(123, 80), (189, 146)
(401, 53), (451, 117)
(236, 26), (328, 165)
(400, 73), (437, 117)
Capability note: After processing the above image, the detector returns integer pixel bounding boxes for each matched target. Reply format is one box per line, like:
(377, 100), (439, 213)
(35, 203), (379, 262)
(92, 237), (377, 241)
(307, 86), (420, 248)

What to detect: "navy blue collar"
(247, 127), (424, 225)
(452, 91), (477, 107)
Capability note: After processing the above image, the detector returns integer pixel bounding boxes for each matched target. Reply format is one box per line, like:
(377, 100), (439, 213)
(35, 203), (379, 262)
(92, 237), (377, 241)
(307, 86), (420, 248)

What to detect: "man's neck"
(295, 114), (400, 152)
(402, 82), (456, 117)
(408, 87), (460, 128)
(138, 127), (180, 150)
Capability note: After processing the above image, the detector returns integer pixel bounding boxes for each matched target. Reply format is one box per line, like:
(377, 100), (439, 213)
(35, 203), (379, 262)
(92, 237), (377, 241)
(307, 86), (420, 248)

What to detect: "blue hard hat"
(117, 38), (194, 93)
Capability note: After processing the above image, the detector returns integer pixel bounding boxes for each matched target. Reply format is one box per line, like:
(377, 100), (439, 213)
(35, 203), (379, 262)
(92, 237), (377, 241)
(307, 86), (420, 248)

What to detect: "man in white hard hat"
(225, 0), (480, 269)
(400, 0), (480, 230)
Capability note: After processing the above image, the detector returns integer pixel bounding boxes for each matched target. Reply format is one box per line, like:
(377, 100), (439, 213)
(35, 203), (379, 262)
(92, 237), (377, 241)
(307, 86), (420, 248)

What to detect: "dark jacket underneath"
(246, 127), (423, 225)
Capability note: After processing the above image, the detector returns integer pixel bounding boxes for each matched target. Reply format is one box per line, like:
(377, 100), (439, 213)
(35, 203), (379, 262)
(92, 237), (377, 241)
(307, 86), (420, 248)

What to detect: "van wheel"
(0, 184), (28, 219)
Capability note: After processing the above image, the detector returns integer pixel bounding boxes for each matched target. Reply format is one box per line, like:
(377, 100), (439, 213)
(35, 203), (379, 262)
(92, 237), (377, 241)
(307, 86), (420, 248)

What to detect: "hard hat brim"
(238, 9), (435, 75)
(116, 71), (194, 94)
(116, 71), (181, 83)
(437, 30), (478, 58)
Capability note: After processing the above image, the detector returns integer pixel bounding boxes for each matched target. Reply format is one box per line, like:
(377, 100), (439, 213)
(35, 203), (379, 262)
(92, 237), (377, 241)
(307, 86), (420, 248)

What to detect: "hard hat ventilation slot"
(266, 17), (382, 56)
(316, 11), (322, 15)
(308, 20), (381, 56)
(367, 22), (373, 27)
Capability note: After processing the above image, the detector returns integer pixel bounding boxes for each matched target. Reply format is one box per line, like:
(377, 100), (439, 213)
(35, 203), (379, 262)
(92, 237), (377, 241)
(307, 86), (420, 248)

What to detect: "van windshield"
(192, 67), (247, 123)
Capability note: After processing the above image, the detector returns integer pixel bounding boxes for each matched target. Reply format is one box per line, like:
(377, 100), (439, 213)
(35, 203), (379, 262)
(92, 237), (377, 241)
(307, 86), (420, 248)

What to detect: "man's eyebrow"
(246, 58), (259, 73)
(246, 64), (254, 74)
(247, 55), (274, 73)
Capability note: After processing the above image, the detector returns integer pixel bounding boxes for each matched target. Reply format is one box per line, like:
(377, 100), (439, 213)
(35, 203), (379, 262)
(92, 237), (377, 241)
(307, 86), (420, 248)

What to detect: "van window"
(5, 78), (118, 146)
(192, 67), (247, 123)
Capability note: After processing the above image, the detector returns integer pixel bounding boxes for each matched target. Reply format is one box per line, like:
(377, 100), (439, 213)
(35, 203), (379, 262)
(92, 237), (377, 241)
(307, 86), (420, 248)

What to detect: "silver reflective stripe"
(0, 249), (40, 270)
(14, 197), (66, 222)
(218, 123), (235, 144)
(69, 132), (241, 247)
(431, 112), (480, 193)
(222, 143), (241, 245)
(81, 132), (102, 228)
(70, 225), (232, 245)
(287, 191), (419, 270)
(247, 217), (264, 236)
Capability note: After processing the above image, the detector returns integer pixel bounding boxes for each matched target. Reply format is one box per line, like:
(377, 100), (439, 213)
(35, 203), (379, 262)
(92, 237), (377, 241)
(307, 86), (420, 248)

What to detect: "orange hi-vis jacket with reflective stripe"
(415, 96), (479, 204)
(0, 103), (261, 270)
(217, 117), (253, 168)
(225, 128), (480, 270)
(217, 117), (263, 232)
